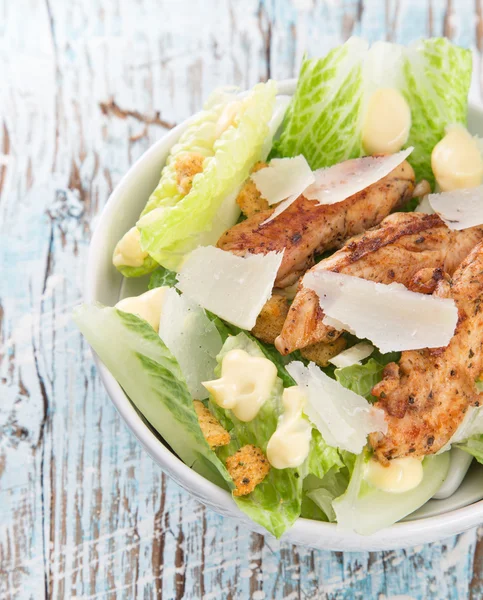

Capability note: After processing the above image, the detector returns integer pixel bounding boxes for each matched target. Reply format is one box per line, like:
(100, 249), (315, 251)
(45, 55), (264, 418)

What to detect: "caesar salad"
(75, 37), (483, 538)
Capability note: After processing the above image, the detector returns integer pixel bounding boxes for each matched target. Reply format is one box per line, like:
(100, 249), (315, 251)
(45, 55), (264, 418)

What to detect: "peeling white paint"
(1, 1), (483, 599)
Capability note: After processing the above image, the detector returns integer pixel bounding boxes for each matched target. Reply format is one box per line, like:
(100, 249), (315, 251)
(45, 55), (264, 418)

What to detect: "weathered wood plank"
(1, 1), (483, 599)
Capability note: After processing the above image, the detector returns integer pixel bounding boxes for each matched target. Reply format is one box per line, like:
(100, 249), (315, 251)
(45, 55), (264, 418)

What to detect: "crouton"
(175, 152), (205, 195)
(236, 162), (270, 217)
(300, 337), (347, 368)
(226, 445), (270, 496)
(194, 400), (230, 448)
(251, 294), (290, 344)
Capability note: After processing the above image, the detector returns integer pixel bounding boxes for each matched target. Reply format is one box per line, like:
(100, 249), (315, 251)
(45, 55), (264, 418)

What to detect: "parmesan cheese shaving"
(263, 148), (413, 224)
(158, 288), (223, 399)
(251, 155), (315, 206)
(176, 246), (284, 330)
(329, 342), (375, 368)
(287, 361), (387, 454)
(303, 147), (413, 205)
(415, 195), (434, 214)
(428, 186), (483, 230)
(303, 270), (458, 353)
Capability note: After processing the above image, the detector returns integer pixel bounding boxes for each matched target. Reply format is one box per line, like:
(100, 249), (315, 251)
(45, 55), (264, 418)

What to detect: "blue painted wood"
(1, 0), (483, 598)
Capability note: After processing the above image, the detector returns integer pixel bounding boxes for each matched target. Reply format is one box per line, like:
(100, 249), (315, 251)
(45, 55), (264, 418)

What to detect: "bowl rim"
(85, 79), (483, 550)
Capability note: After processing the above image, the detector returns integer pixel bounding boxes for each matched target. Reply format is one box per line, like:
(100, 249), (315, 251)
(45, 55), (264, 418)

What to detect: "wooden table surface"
(2, 0), (483, 598)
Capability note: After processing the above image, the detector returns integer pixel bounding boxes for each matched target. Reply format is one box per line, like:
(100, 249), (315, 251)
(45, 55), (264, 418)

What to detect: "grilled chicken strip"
(276, 213), (483, 354)
(217, 160), (415, 288)
(369, 241), (483, 462)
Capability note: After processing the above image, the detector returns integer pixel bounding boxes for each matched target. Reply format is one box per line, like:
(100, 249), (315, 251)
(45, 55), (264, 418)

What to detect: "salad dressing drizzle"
(266, 386), (312, 469)
(202, 349), (277, 422)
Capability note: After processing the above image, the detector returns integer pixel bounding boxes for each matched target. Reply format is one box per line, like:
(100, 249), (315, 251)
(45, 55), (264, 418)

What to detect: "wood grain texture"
(1, 0), (482, 598)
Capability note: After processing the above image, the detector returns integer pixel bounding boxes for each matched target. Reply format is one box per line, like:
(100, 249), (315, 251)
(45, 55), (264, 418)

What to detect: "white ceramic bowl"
(86, 80), (483, 551)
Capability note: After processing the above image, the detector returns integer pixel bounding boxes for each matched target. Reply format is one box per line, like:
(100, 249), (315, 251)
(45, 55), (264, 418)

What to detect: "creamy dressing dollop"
(364, 456), (424, 494)
(115, 287), (168, 332)
(266, 386), (312, 469)
(113, 226), (148, 268)
(202, 349), (277, 422)
(362, 88), (411, 155)
(431, 125), (483, 191)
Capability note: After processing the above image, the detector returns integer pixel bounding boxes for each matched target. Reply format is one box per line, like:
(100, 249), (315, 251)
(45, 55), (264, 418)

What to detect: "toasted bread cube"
(194, 400), (230, 448)
(251, 294), (290, 344)
(226, 445), (270, 497)
(236, 162), (270, 217)
(175, 152), (205, 195)
(300, 337), (347, 368)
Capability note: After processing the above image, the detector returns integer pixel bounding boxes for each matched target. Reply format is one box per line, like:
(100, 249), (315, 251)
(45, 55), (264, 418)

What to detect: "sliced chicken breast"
(276, 213), (483, 354)
(217, 160), (415, 288)
(370, 241), (483, 461)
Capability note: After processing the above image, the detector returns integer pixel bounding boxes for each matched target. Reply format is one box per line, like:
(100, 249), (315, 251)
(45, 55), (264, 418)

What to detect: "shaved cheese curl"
(251, 155), (315, 206)
(303, 270), (458, 353)
(176, 246), (284, 330)
(287, 361), (387, 454)
(429, 185), (483, 230)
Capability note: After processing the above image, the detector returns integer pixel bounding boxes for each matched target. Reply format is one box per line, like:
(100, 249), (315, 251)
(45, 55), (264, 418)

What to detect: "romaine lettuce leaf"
(208, 333), (303, 537)
(273, 37), (368, 169)
(158, 288), (223, 399)
(148, 266), (178, 289)
(332, 449), (450, 535)
(456, 436), (483, 464)
(117, 88), (248, 278)
(73, 304), (233, 488)
(454, 407), (483, 463)
(334, 359), (386, 400)
(274, 37), (472, 186)
(304, 430), (344, 480)
(115, 92), (236, 278)
(302, 450), (354, 521)
(404, 38), (472, 184)
(334, 351), (400, 400)
(300, 474), (329, 521)
(307, 467), (350, 522)
(138, 82), (278, 271)
(205, 332), (344, 535)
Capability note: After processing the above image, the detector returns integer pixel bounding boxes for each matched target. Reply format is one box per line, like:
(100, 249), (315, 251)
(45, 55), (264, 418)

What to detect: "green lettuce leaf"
(73, 304), (233, 488)
(274, 37), (472, 186)
(116, 255), (159, 279)
(456, 435), (483, 464)
(208, 333), (303, 537)
(115, 89), (245, 278)
(148, 266), (178, 290)
(307, 468), (350, 522)
(334, 358), (386, 400)
(304, 430), (344, 480)
(300, 474), (329, 520)
(302, 450), (354, 521)
(138, 82), (277, 271)
(206, 332), (343, 535)
(403, 38), (472, 183)
(273, 37), (367, 168)
(334, 351), (400, 400)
